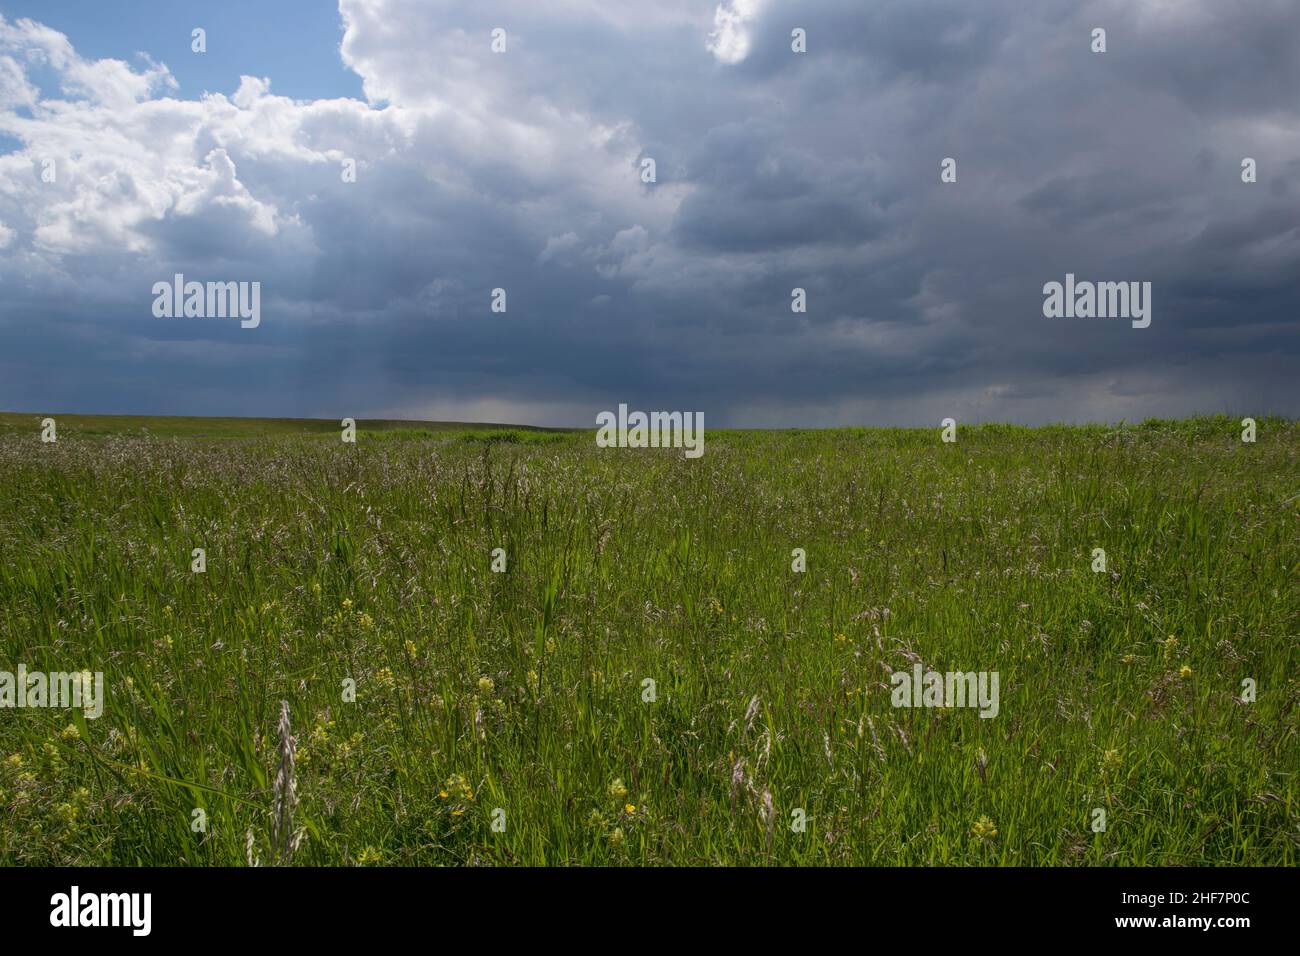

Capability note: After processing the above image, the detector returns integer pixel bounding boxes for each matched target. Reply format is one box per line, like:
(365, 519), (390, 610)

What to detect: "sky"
(0, 0), (1297, 427)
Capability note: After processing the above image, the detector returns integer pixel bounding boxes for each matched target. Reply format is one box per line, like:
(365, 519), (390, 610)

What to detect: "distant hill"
(0, 411), (576, 439)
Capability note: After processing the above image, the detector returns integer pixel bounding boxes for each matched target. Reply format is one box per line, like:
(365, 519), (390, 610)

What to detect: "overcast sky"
(1, 0), (1297, 427)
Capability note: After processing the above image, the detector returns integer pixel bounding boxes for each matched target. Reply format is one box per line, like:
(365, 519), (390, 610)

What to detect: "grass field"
(0, 412), (1296, 866)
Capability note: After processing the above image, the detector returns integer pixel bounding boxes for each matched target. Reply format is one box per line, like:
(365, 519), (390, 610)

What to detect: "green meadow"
(0, 412), (1295, 865)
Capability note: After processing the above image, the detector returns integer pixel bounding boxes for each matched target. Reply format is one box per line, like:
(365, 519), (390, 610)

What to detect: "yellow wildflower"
(356, 846), (382, 865)
(444, 773), (474, 801)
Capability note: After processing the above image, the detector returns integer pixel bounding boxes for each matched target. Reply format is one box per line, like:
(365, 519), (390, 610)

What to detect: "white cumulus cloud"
(706, 0), (770, 64)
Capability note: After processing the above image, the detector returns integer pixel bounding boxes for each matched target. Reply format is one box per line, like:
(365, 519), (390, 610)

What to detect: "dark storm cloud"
(0, 0), (1296, 426)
